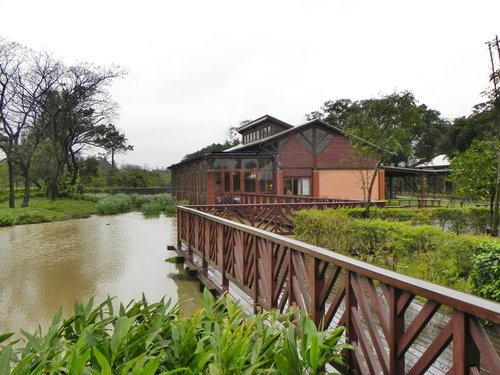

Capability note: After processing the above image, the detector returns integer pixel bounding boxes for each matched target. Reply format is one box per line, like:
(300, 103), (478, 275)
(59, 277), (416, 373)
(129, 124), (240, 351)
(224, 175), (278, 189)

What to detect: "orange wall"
(317, 170), (382, 201)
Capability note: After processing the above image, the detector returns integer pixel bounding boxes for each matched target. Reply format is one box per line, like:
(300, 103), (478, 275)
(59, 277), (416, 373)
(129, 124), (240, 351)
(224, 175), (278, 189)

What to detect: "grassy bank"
(0, 193), (187, 227)
(0, 198), (98, 227)
(0, 291), (348, 374)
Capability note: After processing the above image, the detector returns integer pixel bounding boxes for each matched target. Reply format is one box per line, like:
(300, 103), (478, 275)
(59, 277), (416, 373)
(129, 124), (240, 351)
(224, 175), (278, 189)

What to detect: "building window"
(259, 170), (273, 193)
(244, 172), (256, 192)
(233, 171), (241, 192)
(224, 171), (231, 192)
(284, 178), (311, 196)
(215, 172), (222, 193)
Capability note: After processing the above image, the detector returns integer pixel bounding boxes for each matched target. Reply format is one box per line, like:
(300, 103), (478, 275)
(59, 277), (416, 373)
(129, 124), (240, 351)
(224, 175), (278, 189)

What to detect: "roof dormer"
(238, 115), (293, 145)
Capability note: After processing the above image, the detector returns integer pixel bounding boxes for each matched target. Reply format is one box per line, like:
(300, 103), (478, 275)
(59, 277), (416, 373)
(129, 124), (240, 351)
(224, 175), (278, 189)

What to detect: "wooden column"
(312, 170), (320, 197)
(207, 171), (216, 205)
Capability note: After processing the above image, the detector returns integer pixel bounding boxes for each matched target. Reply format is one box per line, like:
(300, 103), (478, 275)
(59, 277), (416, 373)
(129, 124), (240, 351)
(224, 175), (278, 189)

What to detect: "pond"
(0, 212), (202, 335)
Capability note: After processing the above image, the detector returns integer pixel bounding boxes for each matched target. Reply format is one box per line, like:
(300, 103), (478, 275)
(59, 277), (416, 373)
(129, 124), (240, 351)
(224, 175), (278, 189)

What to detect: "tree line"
(0, 37), (132, 207)
(304, 36), (499, 235)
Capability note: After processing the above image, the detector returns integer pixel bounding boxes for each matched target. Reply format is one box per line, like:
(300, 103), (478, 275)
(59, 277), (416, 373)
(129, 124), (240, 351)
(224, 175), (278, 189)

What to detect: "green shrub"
(467, 207), (490, 234)
(72, 193), (100, 202)
(141, 200), (163, 216)
(0, 214), (15, 227)
(471, 242), (500, 302)
(15, 211), (47, 225)
(96, 194), (132, 215)
(345, 219), (408, 269)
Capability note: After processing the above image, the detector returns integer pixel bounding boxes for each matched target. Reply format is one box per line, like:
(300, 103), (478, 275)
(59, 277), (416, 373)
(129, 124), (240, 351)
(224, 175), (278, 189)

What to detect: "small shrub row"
(96, 193), (132, 215)
(96, 193), (187, 217)
(0, 291), (349, 374)
(294, 209), (500, 299)
(0, 211), (48, 227)
(335, 206), (491, 235)
(72, 193), (101, 202)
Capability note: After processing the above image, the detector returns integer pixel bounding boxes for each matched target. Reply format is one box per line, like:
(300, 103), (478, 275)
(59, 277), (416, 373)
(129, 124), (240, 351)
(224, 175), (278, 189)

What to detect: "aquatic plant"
(96, 193), (132, 215)
(0, 291), (349, 374)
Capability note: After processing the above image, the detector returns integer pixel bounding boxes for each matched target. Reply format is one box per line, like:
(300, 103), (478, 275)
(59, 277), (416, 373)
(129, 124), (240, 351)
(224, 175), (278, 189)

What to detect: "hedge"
(331, 206), (491, 235)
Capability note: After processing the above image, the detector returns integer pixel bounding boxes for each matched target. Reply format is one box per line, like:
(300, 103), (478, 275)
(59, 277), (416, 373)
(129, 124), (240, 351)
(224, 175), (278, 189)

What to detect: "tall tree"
(307, 92), (426, 213)
(441, 103), (495, 156)
(308, 94), (447, 167)
(95, 123), (133, 172)
(0, 39), (62, 207)
(0, 39), (22, 207)
(40, 64), (124, 200)
(486, 35), (500, 236)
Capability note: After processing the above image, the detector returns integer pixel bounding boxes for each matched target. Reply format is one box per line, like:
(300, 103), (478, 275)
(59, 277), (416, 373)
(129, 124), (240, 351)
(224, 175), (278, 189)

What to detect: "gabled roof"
(226, 119), (389, 154)
(236, 114), (293, 133)
(416, 154), (450, 168)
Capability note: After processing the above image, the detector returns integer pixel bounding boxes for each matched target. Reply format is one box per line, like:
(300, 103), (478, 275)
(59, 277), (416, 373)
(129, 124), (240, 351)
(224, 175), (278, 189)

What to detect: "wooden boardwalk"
(175, 201), (500, 374)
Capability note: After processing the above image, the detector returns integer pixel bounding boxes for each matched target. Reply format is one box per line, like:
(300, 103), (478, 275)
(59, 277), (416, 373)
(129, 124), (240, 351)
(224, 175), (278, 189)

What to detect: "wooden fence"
(215, 192), (380, 205)
(189, 201), (376, 235)
(176, 205), (500, 374)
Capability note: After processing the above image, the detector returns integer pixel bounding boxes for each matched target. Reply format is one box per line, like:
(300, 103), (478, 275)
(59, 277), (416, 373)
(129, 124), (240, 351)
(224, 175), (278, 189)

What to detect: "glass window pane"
(224, 171), (231, 192)
(215, 172), (222, 193)
(242, 159), (257, 169)
(259, 158), (273, 169)
(302, 178), (311, 196)
(259, 170), (273, 193)
(244, 172), (256, 192)
(233, 171), (241, 192)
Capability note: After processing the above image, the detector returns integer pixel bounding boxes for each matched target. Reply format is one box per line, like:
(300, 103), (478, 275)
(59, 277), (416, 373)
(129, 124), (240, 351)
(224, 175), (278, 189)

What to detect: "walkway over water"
(175, 197), (500, 375)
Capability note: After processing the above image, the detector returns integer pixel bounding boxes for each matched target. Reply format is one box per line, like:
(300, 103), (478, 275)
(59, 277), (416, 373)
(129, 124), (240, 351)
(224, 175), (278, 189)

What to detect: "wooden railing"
(215, 193), (381, 205)
(176, 206), (500, 375)
(386, 198), (442, 209)
(189, 201), (377, 235)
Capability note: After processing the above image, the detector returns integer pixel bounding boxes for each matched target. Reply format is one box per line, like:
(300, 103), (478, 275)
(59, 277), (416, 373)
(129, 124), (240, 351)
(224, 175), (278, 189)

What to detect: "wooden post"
(453, 311), (479, 374)
(388, 287), (405, 374)
(344, 271), (358, 370)
(309, 257), (325, 326)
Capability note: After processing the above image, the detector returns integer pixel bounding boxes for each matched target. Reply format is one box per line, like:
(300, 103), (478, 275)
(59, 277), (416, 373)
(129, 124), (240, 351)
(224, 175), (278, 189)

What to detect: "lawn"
(0, 197), (98, 226)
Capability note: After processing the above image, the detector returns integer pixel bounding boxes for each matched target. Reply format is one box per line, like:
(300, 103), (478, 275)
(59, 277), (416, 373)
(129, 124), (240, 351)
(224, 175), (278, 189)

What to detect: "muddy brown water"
(0, 212), (202, 335)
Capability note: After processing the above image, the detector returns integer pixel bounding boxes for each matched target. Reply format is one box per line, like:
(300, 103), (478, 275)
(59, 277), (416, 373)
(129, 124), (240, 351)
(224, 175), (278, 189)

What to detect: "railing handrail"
(186, 201), (375, 209)
(178, 205), (500, 323)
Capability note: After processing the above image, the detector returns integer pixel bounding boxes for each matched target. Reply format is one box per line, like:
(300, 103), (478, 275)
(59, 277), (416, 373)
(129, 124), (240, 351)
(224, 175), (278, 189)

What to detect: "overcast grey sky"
(1, 0), (499, 168)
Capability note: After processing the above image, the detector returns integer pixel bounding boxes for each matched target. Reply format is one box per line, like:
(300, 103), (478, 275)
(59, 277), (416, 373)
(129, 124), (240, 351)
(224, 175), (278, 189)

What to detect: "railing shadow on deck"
(176, 205), (500, 375)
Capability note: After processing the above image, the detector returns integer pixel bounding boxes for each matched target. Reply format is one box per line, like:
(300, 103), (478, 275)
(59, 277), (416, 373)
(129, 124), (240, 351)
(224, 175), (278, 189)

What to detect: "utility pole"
(487, 35), (500, 236)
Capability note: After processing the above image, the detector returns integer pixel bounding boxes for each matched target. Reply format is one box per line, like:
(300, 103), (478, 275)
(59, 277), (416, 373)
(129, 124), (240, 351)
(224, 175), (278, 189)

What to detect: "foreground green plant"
(0, 291), (349, 374)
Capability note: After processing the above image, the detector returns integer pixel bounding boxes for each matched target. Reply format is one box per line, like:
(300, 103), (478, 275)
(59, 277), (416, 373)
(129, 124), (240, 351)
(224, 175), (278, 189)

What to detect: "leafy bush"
(15, 211), (47, 225)
(128, 193), (185, 216)
(0, 214), (15, 227)
(0, 291), (349, 374)
(471, 242), (500, 302)
(72, 193), (100, 202)
(141, 200), (163, 216)
(96, 194), (132, 215)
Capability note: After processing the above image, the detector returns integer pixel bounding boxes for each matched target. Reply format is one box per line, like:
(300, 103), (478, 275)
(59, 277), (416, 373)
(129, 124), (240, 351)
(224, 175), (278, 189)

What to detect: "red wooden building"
(169, 115), (385, 204)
